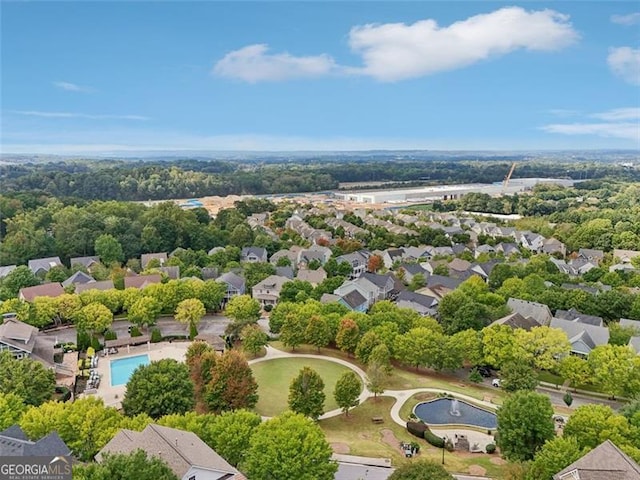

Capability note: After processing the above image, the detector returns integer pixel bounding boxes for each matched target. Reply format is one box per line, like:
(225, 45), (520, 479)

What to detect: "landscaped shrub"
(77, 330), (91, 351)
(189, 323), (198, 340)
(130, 326), (142, 337)
(264, 304), (273, 312)
(90, 335), (102, 352)
(469, 368), (483, 383)
(150, 328), (162, 343)
(55, 386), (72, 402)
(424, 429), (445, 449)
(104, 330), (117, 341)
(406, 421), (427, 439)
(486, 443), (496, 454)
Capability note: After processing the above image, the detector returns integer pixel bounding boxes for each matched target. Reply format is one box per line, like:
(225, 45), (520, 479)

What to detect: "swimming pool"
(110, 354), (150, 386)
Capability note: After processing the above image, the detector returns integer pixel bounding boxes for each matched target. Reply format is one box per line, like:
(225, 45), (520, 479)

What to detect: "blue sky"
(1, 1), (639, 153)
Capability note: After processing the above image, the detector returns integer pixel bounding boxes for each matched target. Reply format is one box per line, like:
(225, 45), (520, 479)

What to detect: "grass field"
(251, 357), (358, 417)
(320, 397), (507, 479)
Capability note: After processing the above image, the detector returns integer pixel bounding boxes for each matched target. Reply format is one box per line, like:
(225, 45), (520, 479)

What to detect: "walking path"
(249, 346), (495, 448)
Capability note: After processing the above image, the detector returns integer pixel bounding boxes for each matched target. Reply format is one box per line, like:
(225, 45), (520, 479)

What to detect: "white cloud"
(53, 81), (95, 93)
(213, 7), (579, 83)
(541, 123), (639, 141)
(12, 110), (150, 121)
(348, 7), (579, 81)
(213, 44), (337, 82)
(590, 108), (640, 121)
(611, 12), (640, 25)
(542, 107), (640, 142)
(608, 47), (640, 85)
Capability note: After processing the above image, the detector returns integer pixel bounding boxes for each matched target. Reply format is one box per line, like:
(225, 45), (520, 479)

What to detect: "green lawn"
(251, 358), (358, 417)
(320, 397), (507, 479)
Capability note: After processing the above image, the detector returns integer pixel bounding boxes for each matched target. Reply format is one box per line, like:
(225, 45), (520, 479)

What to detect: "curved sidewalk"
(251, 346), (497, 450)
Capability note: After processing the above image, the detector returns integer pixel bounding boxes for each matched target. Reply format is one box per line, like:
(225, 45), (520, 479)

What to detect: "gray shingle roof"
(554, 440), (640, 480)
(341, 289), (367, 309)
(0, 426), (71, 457)
(62, 271), (95, 287)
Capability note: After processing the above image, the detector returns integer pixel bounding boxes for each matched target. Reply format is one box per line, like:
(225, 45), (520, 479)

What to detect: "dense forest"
(1, 158), (638, 201)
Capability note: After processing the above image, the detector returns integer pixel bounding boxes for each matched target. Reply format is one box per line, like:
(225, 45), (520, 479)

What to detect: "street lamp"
(442, 436), (446, 464)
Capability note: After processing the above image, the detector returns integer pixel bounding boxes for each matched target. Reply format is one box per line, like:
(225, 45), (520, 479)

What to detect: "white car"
(492, 378), (501, 387)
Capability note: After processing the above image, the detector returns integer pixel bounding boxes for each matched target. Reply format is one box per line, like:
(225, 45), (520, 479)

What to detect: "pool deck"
(86, 342), (189, 409)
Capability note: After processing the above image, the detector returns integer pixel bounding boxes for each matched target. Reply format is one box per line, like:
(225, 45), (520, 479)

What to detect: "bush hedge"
(424, 429), (445, 449)
(486, 443), (496, 454)
(406, 421), (427, 439)
(150, 328), (162, 343)
(104, 330), (117, 341)
(130, 326), (142, 337)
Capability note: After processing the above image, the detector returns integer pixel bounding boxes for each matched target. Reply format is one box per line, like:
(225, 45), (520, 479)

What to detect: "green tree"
(355, 330), (382, 364)
(280, 280), (314, 303)
(75, 302), (113, 336)
(588, 344), (637, 399)
(558, 355), (591, 391)
(174, 298), (206, 339)
(0, 351), (55, 406)
(333, 371), (361, 416)
(243, 412), (337, 480)
(207, 409), (262, 467)
(127, 296), (162, 329)
(1, 265), (40, 297)
(393, 327), (442, 370)
(288, 366), (325, 420)
(205, 349), (258, 413)
(0, 392), (27, 429)
(526, 437), (584, 480)
(225, 294), (261, 322)
(497, 391), (555, 461)
(122, 359), (195, 419)
(73, 450), (178, 480)
(366, 361), (387, 398)
(335, 318), (360, 355)
(609, 323), (640, 346)
(514, 326), (571, 371)
(94, 233), (124, 265)
(500, 361), (539, 393)
(56, 293), (83, 323)
(387, 460), (454, 480)
(563, 404), (638, 450)
(369, 343), (393, 375)
(240, 324), (268, 356)
(304, 315), (332, 352)
(408, 273), (427, 291)
(280, 314), (307, 351)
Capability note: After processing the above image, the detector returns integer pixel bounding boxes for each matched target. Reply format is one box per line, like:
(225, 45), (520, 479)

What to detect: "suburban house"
(550, 317), (610, 357)
(542, 238), (566, 257)
(158, 266), (180, 280)
(275, 266), (295, 279)
(470, 260), (500, 282)
(296, 267), (327, 286)
(337, 289), (369, 312)
(397, 263), (428, 284)
(241, 247), (268, 263)
(334, 273), (394, 309)
(336, 252), (368, 279)
(28, 257), (63, 276)
(577, 248), (605, 264)
(491, 312), (543, 331)
(252, 275), (289, 307)
(516, 232), (545, 253)
(123, 274), (162, 290)
(0, 265), (17, 278)
(62, 271), (95, 289)
(297, 245), (332, 267)
(382, 248), (405, 269)
(70, 255), (101, 270)
(217, 272), (246, 305)
(620, 319), (640, 355)
(269, 247), (301, 266)
(474, 244), (496, 258)
(0, 316), (39, 359)
(19, 283), (65, 302)
(75, 279), (115, 293)
(97, 424), (243, 480)
(395, 290), (438, 317)
(613, 249), (640, 264)
(0, 425), (71, 457)
(555, 308), (604, 327)
(417, 275), (464, 301)
(495, 242), (520, 257)
(140, 252), (167, 269)
(553, 440), (640, 480)
(506, 298), (553, 327)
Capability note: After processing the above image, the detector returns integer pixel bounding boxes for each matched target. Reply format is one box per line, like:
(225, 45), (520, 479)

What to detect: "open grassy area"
(320, 397), (507, 479)
(269, 342), (506, 406)
(251, 357), (357, 417)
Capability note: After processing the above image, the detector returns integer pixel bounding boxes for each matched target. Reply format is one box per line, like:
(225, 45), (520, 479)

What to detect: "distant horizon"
(2, 2), (639, 153)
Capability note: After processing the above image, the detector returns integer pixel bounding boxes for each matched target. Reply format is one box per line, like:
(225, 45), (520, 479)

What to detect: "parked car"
(492, 378), (501, 388)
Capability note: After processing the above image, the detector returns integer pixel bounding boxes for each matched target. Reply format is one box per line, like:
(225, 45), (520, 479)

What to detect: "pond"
(413, 398), (497, 429)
